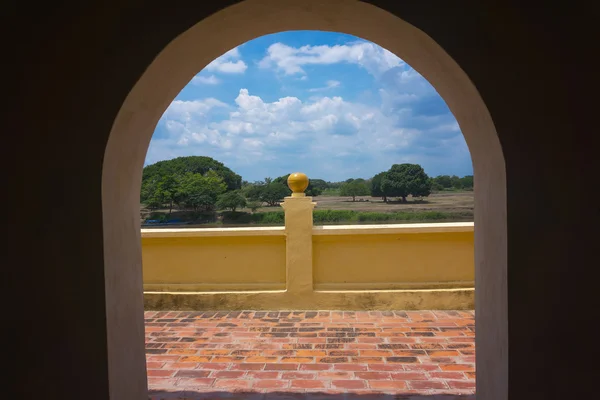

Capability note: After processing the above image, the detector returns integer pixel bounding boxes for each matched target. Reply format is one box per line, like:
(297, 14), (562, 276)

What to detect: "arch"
(102, 1), (507, 398)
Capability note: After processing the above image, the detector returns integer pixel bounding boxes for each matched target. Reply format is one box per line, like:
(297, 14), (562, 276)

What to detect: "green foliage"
(460, 175), (474, 190)
(260, 182), (290, 206)
(246, 201), (262, 213)
(313, 210), (357, 223)
(430, 174), (473, 191)
(272, 174), (324, 196)
(311, 209), (472, 224)
(381, 163), (432, 202)
(243, 183), (266, 201)
(339, 180), (371, 201)
(370, 172), (387, 200)
(177, 171), (227, 211)
(321, 188), (340, 196)
(221, 211), (285, 225)
(216, 191), (247, 212)
(142, 156), (242, 193)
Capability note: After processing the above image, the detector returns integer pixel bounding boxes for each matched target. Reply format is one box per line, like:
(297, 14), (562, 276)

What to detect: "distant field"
(280, 191), (474, 214)
(141, 191), (473, 227)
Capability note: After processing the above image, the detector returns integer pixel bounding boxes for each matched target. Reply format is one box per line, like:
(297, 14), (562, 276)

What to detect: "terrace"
(144, 174), (475, 398)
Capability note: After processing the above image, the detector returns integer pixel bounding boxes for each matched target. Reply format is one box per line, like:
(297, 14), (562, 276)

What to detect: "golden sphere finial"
(287, 172), (309, 197)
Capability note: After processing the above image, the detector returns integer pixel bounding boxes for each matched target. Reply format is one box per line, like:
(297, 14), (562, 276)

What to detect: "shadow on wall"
(149, 391), (475, 399)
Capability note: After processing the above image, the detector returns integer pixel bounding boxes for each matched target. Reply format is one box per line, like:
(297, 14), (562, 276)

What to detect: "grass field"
(141, 191), (474, 227)
(268, 191), (474, 214)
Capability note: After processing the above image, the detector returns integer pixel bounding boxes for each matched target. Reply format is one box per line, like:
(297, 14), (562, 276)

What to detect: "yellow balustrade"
(142, 173), (474, 310)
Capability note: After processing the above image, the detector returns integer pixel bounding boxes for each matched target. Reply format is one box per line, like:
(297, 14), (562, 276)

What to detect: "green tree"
(142, 156), (242, 192)
(370, 172), (387, 202)
(460, 175), (474, 190)
(246, 201), (262, 213)
(244, 183), (266, 201)
(216, 191), (247, 212)
(434, 175), (452, 189)
(273, 174), (325, 196)
(339, 180), (370, 201)
(177, 171), (227, 211)
(260, 182), (290, 206)
(450, 175), (463, 189)
(381, 163), (432, 202)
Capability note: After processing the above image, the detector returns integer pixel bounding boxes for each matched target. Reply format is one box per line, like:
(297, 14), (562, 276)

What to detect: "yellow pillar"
(281, 173), (315, 296)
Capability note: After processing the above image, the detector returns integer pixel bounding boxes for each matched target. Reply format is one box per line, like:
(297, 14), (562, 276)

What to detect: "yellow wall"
(313, 231), (474, 290)
(141, 218), (475, 310)
(142, 233), (286, 291)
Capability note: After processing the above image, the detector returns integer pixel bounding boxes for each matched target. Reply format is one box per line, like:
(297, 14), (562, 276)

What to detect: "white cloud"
(192, 75), (220, 85)
(147, 88), (465, 180)
(205, 47), (248, 74)
(308, 80), (341, 92)
(258, 42), (403, 77)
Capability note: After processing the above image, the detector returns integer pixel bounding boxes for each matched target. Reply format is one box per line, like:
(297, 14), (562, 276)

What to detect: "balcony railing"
(141, 173), (474, 310)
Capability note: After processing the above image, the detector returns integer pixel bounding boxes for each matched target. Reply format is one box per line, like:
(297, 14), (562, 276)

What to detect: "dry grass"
(256, 191), (474, 214)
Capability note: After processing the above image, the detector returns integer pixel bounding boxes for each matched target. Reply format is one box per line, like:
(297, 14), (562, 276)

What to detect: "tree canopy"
(176, 171), (227, 211)
(339, 179), (371, 201)
(216, 191), (247, 212)
(272, 174), (324, 196)
(370, 172), (386, 201)
(430, 174), (473, 191)
(142, 156), (242, 192)
(380, 163), (432, 202)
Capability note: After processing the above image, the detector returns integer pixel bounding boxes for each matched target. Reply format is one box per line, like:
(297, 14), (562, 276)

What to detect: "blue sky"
(146, 31), (472, 182)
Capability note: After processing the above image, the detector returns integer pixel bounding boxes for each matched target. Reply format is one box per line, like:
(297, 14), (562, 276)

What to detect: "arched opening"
(102, 1), (506, 398)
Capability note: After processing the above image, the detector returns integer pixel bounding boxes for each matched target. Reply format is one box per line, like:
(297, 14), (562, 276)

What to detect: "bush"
(313, 209), (358, 223)
(246, 201), (262, 212)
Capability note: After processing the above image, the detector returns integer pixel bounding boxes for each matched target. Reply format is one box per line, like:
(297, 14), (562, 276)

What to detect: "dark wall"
(4, 1), (598, 399)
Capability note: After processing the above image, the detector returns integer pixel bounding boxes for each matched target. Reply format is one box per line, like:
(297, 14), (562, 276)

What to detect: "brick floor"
(146, 310), (475, 399)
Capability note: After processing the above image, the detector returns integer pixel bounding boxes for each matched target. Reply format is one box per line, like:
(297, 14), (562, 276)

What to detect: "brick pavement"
(145, 310), (475, 399)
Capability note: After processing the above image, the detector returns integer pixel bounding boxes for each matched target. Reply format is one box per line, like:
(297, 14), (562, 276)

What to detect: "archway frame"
(101, 1), (507, 399)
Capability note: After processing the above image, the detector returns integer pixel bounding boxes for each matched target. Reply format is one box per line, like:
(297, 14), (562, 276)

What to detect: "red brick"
(355, 372), (390, 380)
(198, 349), (230, 356)
(282, 372), (316, 379)
(390, 372), (428, 380)
(147, 369), (175, 377)
(246, 371), (279, 379)
(368, 363), (405, 371)
(332, 380), (366, 389)
(429, 371), (466, 379)
(146, 362), (165, 369)
(211, 356), (244, 363)
(265, 364), (298, 370)
(281, 357), (313, 363)
(440, 364), (475, 372)
(230, 363), (265, 371)
(214, 379), (251, 389)
(318, 371), (354, 379)
(334, 364), (367, 371)
(198, 363), (230, 370)
(409, 380), (448, 389)
(369, 380), (408, 389)
(175, 378), (214, 387)
(427, 350), (460, 356)
(167, 349), (197, 355)
(300, 363), (331, 371)
(361, 350), (392, 357)
(174, 370), (210, 378)
(291, 380), (326, 389)
(212, 371), (245, 378)
(246, 356), (278, 363)
(179, 356), (212, 363)
(404, 364), (441, 371)
(447, 380), (476, 389)
(253, 379), (289, 389)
